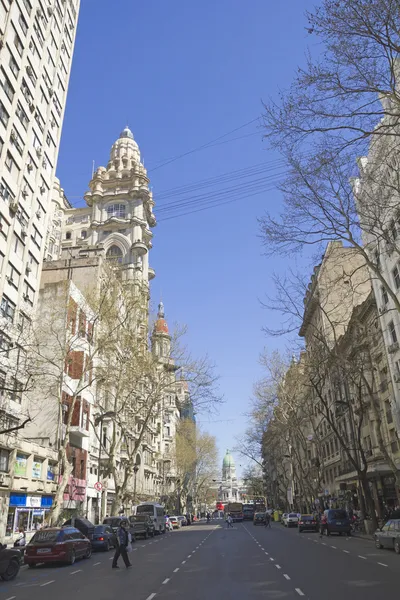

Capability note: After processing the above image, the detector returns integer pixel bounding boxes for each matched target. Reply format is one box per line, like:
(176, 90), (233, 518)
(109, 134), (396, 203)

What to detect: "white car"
(281, 513), (288, 525)
(284, 512), (300, 527)
(165, 517), (173, 532)
(169, 516), (181, 529)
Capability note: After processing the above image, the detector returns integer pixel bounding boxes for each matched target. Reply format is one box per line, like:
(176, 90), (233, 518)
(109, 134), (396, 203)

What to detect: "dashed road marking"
(358, 555), (366, 560)
(146, 595), (156, 600)
(378, 562), (388, 567)
(265, 552), (269, 555)
(269, 557), (274, 561)
(321, 543), (326, 546)
(162, 578), (170, 584)
(70, 569), (82, 574)
(40, 580), (55, 587)
(187, 554), (192, 558)
(331, 546), (337, 549)
(283, 574), (290, 580)
(295, 589), (305, 596)
(343, 550), (350, 554)
(5, 596), (16, 600)
(173, 568), (179, 572)
(93, 562), (101, 566)
(275, 564), (281, 569)
(182, 560), (186, 564)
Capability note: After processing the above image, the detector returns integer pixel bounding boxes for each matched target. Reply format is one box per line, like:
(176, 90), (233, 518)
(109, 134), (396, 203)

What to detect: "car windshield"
(94, 526), (105, 533)
(301, 516), (313, 521)
(330, 510), (347, 519)
(289, 513), (298, 517)
(31, 530), (60, 543)
(103, 518), (121, 527)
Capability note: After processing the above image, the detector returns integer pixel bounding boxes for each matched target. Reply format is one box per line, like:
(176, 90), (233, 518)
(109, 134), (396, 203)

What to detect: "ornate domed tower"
(84, 127), (156, 288)
(152, 301), (171, 359)
(222, 450), (237, 482)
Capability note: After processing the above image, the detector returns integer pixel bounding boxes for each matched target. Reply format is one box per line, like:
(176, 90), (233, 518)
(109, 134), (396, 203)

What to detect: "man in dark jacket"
(112, 520), (132, 569)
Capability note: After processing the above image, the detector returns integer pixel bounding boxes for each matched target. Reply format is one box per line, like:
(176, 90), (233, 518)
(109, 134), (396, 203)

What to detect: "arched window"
(106, 203), (126, 219)
(106, 245), (123, 264)
(65, 231), (72, 240)
(81, 230), (87, 239)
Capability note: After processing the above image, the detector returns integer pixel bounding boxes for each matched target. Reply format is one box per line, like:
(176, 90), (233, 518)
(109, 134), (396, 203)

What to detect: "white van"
(134, 503), (166, 535)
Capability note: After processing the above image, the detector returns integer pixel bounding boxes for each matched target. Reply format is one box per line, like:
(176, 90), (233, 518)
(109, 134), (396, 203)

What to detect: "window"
(106, 204), (126, 219)
(9, 54), (19, 78)
(0, 330), (12, 357)
(65, 231), (72, 240)
(106, 245), (123, 264)
(17, 312), (30, 333)
(10, 378), (23, 403)
(34, 109), (45, 133)
(31, 225), (42, 249)
(0, 213), (10, 240)
(382, 286), (389, 306)
(0, 68), (15, 102)
(393, 265), (400, 290)
(0, 448), (10, 473)
(18, 13), (28, 36)
(389, 320), (398, 344)
(102, 427), (107, 448)
(81, 230), (87, 239)
(374, 249), (381, 271)
(15, 454), (27, 476)
(22, 0), (32, 15)
(16, 102), (29, 130)
(5, 152), (18, 175)
(10, 128), (23, 155)
(14, 30), (24, 56)
(385, 401), (393, 425)
(27, 253), (39, 278)
(13, 233), (25, 260)
(6, 262), (20, 289)
(0, 296), (16, 322)
(32, 459), (42, 479)
(23, 281), (35, 305)
(0, 100), (9, 127)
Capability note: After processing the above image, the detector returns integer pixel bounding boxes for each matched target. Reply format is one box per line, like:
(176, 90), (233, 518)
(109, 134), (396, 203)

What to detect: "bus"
(243, 503), (255, 521)
(225, 502), (244, 522)
(134, 502), (166, 535)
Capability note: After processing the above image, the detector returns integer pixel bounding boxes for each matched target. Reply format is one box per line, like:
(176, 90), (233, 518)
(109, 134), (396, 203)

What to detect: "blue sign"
(41, 496), (53, 508)
(9, 493), (27, 507)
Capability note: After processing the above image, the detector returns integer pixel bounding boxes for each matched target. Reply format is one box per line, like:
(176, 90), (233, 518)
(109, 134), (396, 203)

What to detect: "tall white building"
(0, 0), (80, 320)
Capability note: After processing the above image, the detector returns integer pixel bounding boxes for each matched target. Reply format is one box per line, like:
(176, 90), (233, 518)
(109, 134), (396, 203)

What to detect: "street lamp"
(133, 465), (139, 506)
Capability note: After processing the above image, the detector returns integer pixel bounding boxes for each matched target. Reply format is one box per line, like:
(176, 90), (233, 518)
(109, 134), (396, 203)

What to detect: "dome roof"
(119, 126), (134, 140)
(154, 318), (169, 334)
(223, 450), (235, 468)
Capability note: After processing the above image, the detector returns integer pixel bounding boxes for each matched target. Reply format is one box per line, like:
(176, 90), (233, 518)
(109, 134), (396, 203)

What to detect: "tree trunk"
(359, 472), (378, 531)
(48, 451), (73, 525)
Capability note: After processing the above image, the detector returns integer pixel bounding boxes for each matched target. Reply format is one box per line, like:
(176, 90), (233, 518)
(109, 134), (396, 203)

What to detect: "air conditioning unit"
(29, 102), (35, 114)
(48, 87), (54, 97)
(36, 210), (42, 219)
(37, 8), (43, 17)
(27, 163), (33, 172)
(40, 186), (46, 195)
(36, 147), (42, 157)
(9, 200), (19, 213)
(25, 263), (32, 274)
(10, 130), (16, 142)
(47, 6), (54, 16)
(26, 66), (33, 77)
(51, 119), (56, 128)
(42, 159), (47, 169)
(21, 227), (27, 238)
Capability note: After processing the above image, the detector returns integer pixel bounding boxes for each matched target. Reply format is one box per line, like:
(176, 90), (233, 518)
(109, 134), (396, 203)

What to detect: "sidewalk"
(351, 531), (374, 541)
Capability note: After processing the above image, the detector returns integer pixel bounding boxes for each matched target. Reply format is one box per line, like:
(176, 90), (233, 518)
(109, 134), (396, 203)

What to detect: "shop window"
(32, 459), (43, 479)
(14, 453), (27, 477)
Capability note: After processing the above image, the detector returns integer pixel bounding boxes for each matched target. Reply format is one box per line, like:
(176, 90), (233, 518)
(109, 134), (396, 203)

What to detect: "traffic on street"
(1, 518), (400, 600)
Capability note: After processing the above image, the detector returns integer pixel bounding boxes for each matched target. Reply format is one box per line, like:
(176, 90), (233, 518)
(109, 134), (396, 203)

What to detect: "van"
(134, 503), (165, 535)
(320, 509), (351, 536)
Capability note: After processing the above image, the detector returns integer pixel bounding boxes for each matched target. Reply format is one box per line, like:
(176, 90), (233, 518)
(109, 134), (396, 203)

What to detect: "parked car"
(253, 512), (266, 526)
(91, 525), (117, 551)
(63, 517), (95, 542)
(177, 516), (187, 527)
(298, 515), (318, 533)
(128, 515), (155, 539)
(25, 527), (92, 567)
(281, 513), (288, 525)
(375, 519), (400, 553)
(102, 516), (124, 533)
(169, 516), (181, 529)
(284, 513), (299, 527)
(319, 509), (351, 536)
(0, 544), (22, 581)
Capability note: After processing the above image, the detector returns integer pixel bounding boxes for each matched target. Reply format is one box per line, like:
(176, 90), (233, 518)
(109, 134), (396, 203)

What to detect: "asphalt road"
(0, 519), (399, 600)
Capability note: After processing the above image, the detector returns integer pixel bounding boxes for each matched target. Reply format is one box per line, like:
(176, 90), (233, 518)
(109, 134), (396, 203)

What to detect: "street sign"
(94, 482), (103, 492)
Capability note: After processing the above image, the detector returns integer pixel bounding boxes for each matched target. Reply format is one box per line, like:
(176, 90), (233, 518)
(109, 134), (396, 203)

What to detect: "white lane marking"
(93, 562), (101, 566)
(321, 543), (326, 546)
(269, 557), (274, 561)
(5, 596), (16, 600)
(187, 554), (192, 558)
(141, 545), (146, 548)
(133, 548), (138, 551)
(173, 568), (179, 572)
(109, 557), (114, 560)
(182, 560), (186, 564)
(343, 550), (350, 554)
(331, 546), (337, 549)
(70, 569), (82, 574)
(192, 550), (196, 553)
(261, 547), (265, 551)
(358, 555), (366, 560)
(265, 552), (269, 555)
(378, 562), (388, 567)
(146, 595), (157, 600)
(162, 578), (170, 584)
(275, 564), (281, 569)
(283, 574), (291, 580)
(295, 589), (305, 597)
(40, 581), (55, 587)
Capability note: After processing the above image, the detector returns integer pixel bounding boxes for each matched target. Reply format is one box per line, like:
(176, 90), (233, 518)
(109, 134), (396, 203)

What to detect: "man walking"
(264, 512), (271, 528)
(112, 520), (132, 569)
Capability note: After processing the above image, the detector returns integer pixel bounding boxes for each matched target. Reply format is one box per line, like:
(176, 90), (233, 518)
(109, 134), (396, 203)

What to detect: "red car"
(25, 527), (92, 567)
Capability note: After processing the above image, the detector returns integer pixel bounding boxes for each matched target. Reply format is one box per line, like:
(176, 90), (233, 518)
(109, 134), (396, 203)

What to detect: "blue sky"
(57, 0), (317, 474)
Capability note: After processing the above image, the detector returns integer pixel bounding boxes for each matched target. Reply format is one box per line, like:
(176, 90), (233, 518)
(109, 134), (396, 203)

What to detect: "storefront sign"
(32, 461), (42, 479)
(14, 454), (27, 477)
(26, 496), (41, 508)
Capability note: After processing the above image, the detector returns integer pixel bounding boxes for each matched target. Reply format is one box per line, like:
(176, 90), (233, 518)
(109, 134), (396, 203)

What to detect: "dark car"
(253, 512), (266, 526)
(63, 517), (95, 542)
(375, 519), (400, 553)
(24, 527), (92, 567)
(0, 544), (22, 581)
(320, 509), (351, 536)
(91, 525), (117, 552)
(298, 514), (318, 533)
(128, 515), (155, 539)
(102, 516), (124, 533)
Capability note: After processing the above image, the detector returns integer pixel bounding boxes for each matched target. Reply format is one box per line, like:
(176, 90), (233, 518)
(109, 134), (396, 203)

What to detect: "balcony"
(131, 241), (147, 256)
(69, 426), (89, 451)
(148, 267), (156, 281)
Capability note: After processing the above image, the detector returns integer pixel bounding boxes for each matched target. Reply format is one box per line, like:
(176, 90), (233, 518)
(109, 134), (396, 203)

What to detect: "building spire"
(158, 300), (165, 318)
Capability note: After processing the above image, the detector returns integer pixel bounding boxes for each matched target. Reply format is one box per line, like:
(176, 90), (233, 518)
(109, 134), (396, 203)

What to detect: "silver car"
(285, 513), (299, 527)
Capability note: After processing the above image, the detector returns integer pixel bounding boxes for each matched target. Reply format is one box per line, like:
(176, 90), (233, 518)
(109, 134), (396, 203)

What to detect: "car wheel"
(68, 549), (76, 565)
(394, 540), (400, 554)
(375, 536), (383, 549)
(84, 546), (92, 559)
(1, 558), (20, 581)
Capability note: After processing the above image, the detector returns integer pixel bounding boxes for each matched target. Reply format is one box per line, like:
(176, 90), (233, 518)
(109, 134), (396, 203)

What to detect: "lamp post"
(133, 465), (139, 506)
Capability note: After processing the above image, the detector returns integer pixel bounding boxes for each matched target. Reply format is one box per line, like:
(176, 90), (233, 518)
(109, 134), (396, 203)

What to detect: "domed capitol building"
(217, 450), (246, 503)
